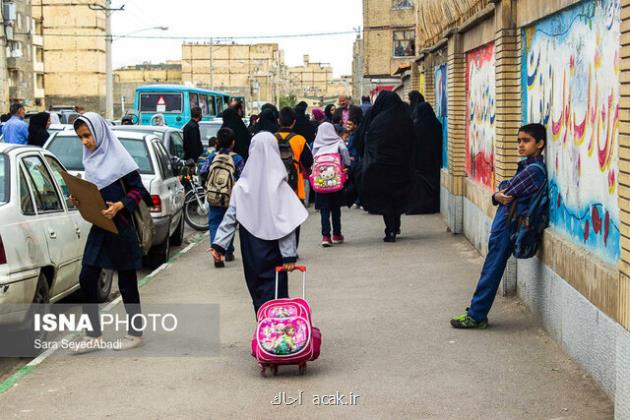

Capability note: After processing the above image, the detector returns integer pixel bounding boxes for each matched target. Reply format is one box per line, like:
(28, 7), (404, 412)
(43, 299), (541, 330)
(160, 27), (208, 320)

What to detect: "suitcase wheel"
(298, 363), (307, 375)
(259, 363), (278, 377)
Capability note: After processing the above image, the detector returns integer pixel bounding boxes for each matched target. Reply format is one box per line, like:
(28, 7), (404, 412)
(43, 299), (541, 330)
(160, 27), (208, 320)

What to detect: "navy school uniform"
(211, 205), (298, 315)
(80, 170), (152, 337)
(82, 170), (152, 270)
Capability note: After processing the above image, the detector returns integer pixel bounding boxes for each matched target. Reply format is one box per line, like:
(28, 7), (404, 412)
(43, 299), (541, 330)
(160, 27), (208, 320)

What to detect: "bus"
(133, 85), (234, 129)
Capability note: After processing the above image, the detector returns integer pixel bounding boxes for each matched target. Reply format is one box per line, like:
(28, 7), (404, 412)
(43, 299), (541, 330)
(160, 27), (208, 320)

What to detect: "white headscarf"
(151, 113), (165, 126)
(79, 112), (139, 190)
(312, 122), (344, 157)
(230, 132), (308, 240)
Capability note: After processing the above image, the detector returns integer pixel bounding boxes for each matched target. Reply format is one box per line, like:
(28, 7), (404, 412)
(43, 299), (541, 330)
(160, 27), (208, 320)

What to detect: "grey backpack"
(205, 152), (237, 208)
(121, 180), (155, 256)
(132, 200), (156, 256)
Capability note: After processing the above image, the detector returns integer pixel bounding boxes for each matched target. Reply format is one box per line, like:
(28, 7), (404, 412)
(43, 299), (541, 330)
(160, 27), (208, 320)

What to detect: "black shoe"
(383, 233), (396, 243)
(225, 254), (235, 262)
(214, 260), (225, 268)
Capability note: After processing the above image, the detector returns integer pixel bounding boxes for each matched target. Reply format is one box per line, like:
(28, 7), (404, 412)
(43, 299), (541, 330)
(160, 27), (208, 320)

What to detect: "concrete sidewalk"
(0, 209), (614, 419)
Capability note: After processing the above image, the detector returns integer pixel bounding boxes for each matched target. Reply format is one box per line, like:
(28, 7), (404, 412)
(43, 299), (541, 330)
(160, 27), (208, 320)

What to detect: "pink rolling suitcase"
(251, 265), (321, 376)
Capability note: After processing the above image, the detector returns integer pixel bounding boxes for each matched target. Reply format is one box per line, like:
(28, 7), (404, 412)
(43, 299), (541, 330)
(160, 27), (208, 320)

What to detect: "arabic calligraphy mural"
(466, 42), (496, 189)
(522, 0), (620, 262)
(435, 64), (448, 168)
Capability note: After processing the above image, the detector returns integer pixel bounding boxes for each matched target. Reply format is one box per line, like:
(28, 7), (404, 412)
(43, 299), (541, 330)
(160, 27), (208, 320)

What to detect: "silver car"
(44, 131), (186, 267)
(112, 125), (186, 163)
(0, 144), (114, 307)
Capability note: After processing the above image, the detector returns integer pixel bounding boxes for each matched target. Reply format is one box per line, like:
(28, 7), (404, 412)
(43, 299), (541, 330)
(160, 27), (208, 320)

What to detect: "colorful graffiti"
(466, 42), (496, 189)
(435, 64), (448, 168)
(522, 0), (620, 262)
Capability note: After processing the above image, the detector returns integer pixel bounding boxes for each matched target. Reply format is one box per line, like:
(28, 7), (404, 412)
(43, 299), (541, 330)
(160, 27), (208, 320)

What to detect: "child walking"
(312, 122), (351, 247)
(451, 123), (547, 328)
(200, 128), (244, 267)
(210, 132), (308, 315)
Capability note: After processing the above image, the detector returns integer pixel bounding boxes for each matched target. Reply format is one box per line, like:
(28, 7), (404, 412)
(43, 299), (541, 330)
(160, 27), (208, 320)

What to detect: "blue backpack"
(510, 163), (549, 259)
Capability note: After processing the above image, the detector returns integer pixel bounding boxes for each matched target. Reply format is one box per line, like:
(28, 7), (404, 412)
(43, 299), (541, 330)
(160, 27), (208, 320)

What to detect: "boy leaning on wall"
(451, 123), (548, 329)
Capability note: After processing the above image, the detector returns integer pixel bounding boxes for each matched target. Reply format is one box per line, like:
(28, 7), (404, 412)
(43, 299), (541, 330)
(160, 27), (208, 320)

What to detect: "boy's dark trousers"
(209, 206), (234, 256)
(467, 204), (515, 322)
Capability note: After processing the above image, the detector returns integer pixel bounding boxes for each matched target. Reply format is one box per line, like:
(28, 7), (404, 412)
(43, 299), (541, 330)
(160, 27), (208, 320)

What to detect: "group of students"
(204, 92), (550, 332)
(0, 102), (53, 147)
(56, 88), (548, 354)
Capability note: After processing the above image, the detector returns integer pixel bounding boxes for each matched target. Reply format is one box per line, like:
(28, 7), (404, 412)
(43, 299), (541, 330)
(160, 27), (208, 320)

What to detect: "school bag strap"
(274, 132), (295, 143)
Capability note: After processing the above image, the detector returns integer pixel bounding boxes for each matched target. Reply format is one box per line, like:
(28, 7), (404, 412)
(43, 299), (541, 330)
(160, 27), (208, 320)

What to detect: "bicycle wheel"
(184, 189), (209, 231)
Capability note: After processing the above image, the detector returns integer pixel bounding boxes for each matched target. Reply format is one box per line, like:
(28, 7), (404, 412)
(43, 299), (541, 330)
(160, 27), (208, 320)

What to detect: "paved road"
(0, 225), (204, 385)
(0, 210), (614, 419)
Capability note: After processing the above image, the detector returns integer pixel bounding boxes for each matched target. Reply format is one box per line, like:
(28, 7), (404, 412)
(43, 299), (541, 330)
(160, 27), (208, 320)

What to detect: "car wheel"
(96, 269), (114, 303)
(170, 212), (185, 247)
(144, 234), (170, 269)
(17, 272), (51, 355)
(33, 271), (50, 304)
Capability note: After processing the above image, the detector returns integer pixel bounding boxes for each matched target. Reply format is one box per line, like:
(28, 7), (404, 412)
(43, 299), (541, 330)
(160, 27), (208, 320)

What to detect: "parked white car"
(44, 131), (186, 267)
(0, 144), (114, 307)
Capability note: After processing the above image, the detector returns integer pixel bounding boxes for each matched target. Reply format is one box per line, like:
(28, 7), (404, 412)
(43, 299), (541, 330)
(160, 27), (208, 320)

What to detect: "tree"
(279, 94), (297, 109)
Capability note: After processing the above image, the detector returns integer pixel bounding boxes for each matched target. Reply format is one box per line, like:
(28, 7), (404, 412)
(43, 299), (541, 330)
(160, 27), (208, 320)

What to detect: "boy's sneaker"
(114, 335), (144, 351)
(332, 234), (344, 244)
(321, 236), (333, 247)
(225, 254), (235, 262)
(450, 312), (488, 329)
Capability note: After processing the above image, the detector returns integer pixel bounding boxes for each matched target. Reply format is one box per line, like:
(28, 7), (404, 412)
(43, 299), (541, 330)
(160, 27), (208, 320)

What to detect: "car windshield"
(200, 124), (221, 141)
(0, 154), (8, 205)
(46, 136), (154, 174)
(114, 127), (166, 140)
(140, 93), (183, 113)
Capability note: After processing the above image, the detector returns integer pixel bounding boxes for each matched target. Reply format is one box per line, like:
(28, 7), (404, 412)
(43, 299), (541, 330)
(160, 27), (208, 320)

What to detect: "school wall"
(415, 0), (630, 416)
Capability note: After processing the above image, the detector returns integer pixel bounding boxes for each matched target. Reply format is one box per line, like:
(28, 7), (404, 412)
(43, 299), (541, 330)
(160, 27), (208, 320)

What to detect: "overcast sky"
(112, 0), (363, 77)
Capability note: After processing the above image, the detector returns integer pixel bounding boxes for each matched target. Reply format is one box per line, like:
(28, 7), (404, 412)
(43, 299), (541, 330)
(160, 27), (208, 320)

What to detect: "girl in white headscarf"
(211, 132), (308, 315)
(71, 112), (152, 353)
(312, 122), (351, 247)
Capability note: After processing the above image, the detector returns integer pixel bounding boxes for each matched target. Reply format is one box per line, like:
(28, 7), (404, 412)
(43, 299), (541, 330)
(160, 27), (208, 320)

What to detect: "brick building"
(113, 61), (181, 116)
(181, 42), (285, 110)
(32, 0), (106, 113)
(0, 0), (45, 110)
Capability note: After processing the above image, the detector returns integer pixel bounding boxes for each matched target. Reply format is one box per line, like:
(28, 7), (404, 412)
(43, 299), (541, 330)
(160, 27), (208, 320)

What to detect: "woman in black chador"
(406, 91), (442, 214)
(357, 91), (415, 242)
(221, 107), (252, 161)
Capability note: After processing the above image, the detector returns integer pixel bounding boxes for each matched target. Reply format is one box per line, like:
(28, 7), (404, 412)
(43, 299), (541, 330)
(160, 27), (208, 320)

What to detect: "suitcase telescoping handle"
(275, 265), (307, 300)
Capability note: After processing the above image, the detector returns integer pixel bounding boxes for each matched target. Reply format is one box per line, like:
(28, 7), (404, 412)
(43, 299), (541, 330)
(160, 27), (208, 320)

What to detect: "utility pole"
(209, 37), (213, 91)
(89, 1), (125, 120)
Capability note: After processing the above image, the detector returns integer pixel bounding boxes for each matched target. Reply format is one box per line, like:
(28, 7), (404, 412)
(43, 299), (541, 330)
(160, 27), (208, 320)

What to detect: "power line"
(14, 30), (359, 41)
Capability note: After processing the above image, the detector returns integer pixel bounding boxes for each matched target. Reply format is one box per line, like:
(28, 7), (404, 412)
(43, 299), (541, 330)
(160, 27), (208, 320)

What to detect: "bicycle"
(178, 162), (209, 231)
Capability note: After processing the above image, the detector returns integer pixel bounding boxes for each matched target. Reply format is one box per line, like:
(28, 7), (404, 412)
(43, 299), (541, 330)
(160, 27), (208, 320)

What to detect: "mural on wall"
(522, 0), (620, 262)
(435, 64), (448, 168)
(466, 42), (496, 189)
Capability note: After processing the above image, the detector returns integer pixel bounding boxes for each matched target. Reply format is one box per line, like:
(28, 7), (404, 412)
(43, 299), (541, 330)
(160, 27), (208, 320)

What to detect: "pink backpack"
(309, 153), (347, 193)
(251, 266), (321, 376)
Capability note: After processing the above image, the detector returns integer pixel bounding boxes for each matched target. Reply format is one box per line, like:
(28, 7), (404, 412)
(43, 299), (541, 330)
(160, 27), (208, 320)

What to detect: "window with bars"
(393, 30), (415, 57)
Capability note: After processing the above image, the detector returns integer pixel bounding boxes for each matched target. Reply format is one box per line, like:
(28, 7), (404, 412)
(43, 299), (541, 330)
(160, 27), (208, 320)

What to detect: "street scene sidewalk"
(0, 210), (613, 419)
